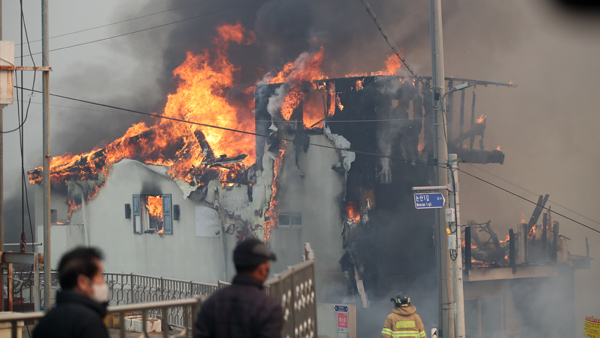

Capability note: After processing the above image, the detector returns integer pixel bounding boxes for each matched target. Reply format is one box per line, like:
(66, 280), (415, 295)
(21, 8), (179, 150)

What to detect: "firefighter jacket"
(381, 305), (426, 338)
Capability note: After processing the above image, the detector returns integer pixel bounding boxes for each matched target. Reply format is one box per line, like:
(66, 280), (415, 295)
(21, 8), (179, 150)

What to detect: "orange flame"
(344, 201), (360, 223)
(336, 95), (344, 111)
(267, 47), (327, 121)
(146, 196), (163, 221)
(345, 55), (402, 78)
(520, 213), (526, 223)
(496, 146), (501, 151)
(263, 147), (286, 241)
(356, 80), (364, 91)
(29, 22), (256, 187)
(475, 115), (486, 124)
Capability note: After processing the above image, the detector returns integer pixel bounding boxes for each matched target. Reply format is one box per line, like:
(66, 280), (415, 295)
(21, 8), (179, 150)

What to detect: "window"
(278, 212), (302, 227)
(51, 209), (58, 224)
(132, 194), (172, 235)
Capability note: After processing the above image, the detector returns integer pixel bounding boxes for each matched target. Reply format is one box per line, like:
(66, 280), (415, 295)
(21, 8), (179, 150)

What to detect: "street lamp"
(444, 81), (476, 99)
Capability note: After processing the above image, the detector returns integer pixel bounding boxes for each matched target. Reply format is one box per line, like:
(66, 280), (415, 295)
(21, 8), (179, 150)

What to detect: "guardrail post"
(160, 277), (164, 302)
(130, 273), (135, 304)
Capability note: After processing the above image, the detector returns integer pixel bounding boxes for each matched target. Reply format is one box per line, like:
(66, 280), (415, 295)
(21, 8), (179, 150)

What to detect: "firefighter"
(381, 292), (426, 338)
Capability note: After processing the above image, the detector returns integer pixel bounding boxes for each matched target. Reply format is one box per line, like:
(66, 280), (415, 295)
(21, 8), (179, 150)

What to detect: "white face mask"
(90, 281), (109, 304)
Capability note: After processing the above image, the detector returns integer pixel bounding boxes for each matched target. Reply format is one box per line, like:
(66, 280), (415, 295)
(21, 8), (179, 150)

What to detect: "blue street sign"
(334, 305), (349, 313)
(414, 193), (445, 209)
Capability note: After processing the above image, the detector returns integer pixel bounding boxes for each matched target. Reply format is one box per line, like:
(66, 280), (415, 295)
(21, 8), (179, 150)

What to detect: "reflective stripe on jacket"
(381, 305), (426, 338)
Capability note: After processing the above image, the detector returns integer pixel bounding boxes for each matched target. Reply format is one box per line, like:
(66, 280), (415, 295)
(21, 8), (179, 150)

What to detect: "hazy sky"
(3, 0), (599, 335)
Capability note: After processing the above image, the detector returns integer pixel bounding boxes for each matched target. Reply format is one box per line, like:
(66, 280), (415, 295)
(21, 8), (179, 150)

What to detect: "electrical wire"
(457, 168), (600, 235)
(462, 162), (600, 227)
(13, 86), (445, 170)
(358, 0), (432, 89)
(16, 0), (263, 58)
(15, 0), (216, 46)
(13, 101), (425, 123)
(13, 86), (600, 236)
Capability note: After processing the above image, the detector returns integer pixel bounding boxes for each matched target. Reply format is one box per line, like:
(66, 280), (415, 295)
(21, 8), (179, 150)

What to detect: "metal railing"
(4, 271), (218, 311)
(0, 258), (318, 338)
(0, 297), (201, 338)
(103, 273), (218, 306)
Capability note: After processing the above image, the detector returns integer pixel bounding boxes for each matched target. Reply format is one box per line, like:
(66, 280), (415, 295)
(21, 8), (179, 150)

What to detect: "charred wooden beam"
(450, 120), (486, 146)
(542, 212), (548, 259)
(465, 226), (472, 271)
(449, 147), (504, 165)
(459, 89), (466, 146)
(470, 91), (476, 150)
(552, 221), (559, 263)
(482, 221), (502, 252)
(509, 229), (516, 274)
(194, 129), (216, 165)
(527, 194), (550, 229)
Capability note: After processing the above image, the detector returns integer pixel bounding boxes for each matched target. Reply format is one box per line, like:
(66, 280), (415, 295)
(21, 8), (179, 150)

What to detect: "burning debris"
(463, 194), (590, 271)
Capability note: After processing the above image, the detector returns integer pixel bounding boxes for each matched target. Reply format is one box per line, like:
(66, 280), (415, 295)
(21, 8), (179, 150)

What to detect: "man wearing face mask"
(194, 238), (283, 338)
(33, 247), (109, 338)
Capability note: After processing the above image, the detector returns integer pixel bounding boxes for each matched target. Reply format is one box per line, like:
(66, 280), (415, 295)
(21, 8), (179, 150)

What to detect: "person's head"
(58, 247), (108, 303)
(391, 292), (411, 308)
(233, 239), (277, 283)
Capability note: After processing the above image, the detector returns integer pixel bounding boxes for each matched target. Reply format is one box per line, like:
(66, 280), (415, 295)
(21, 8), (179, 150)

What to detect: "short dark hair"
(233, 239), (276, 273)
(58, 247), (104, 290)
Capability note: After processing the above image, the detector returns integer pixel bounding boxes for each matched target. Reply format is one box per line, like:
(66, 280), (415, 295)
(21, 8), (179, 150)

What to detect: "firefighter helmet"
(391, 292), (411, 307)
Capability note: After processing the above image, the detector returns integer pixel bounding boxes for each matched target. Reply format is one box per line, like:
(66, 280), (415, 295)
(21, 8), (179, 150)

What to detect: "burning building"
(461, 198), (592, 337)
(27, 22), (524, 336)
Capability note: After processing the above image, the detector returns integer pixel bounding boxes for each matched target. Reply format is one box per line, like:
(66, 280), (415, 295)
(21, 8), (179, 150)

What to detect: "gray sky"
(3, 0), (599, 334)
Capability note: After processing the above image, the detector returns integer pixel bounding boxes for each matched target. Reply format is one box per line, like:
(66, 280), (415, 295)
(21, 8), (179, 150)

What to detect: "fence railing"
(4, 271), (219, 311)
(0, 297), (201, 338)
(0, 257), (317, 338)
(103, 273), (218, 306)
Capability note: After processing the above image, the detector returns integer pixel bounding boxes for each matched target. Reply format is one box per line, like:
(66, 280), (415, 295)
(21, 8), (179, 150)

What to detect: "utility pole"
(429, 0), (453, 336)
(0, 0), (4, 313)
(42, 0), (51, 312)
(448, 154), (465, 338)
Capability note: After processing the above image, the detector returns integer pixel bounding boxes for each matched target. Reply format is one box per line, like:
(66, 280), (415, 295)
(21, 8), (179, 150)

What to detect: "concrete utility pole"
(42, 0), (51, 311)
(448, 154), (465, 338)
(429, 0), (453, 336)
(0, 0), (4, 313)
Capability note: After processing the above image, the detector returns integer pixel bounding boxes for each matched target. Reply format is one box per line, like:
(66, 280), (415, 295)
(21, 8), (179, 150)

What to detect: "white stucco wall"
(270, 135), (347, 300)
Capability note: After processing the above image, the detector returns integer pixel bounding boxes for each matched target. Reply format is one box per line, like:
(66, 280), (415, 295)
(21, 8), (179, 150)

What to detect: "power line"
(16, 0), (262, 58)
(462, 162), (600, 227)
(14, 86), (600, 236)
(14, 86), (442, 169)
(458, 168), (600, 235)
(358, 0), (432, 89)
(15, 0), (215, 46)
(17, 100), (422, 123)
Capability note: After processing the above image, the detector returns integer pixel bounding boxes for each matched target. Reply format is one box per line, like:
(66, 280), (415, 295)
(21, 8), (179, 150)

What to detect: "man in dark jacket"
(194, 239), (283, 338)
(33, 247), (109, 338)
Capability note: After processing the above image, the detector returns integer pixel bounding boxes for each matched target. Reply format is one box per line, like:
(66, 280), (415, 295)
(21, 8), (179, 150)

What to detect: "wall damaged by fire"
(255, 75), (440, 331)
